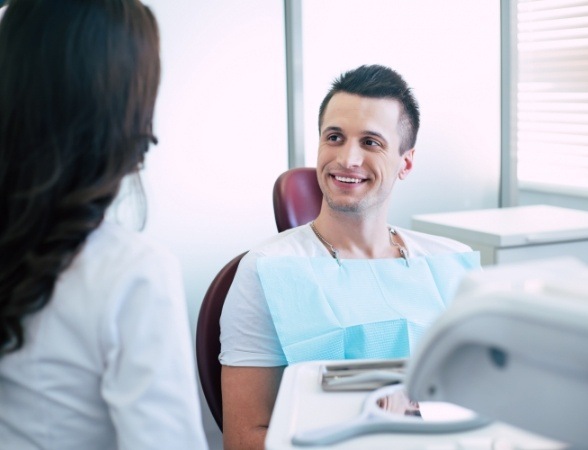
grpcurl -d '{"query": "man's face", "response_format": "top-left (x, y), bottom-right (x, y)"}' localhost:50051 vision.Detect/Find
top-left (316, 92), bottom-right (414, 216)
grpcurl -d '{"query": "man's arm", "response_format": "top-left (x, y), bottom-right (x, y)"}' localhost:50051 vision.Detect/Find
top-left (221, 365), bottom-right (285, 450)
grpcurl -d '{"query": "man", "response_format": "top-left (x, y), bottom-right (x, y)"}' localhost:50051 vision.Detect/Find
top-left (219, 65), bottom-right (479, 449)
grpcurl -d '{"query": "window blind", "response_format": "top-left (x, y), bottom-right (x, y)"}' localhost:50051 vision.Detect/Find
top-left (516, 0), bottom-right (588, 196)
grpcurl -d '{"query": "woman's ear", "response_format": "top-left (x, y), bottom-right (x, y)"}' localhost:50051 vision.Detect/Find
top-left (398, 148), bottom-right (415, 180)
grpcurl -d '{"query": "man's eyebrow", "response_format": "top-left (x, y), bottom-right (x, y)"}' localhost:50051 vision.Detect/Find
top-left (321, 126), bottom-right (388, 143)
top-left (321, 126), bottom-right (342, 136)
top-left (362, 130), bottom-right (388, 143)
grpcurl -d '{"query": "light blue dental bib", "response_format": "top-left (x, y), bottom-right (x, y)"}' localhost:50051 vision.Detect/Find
top-left (257, 252), bottom-right (480, 365)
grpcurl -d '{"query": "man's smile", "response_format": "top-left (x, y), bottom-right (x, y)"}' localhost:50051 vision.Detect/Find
top-left (333, 175), bottom-right (364, 184)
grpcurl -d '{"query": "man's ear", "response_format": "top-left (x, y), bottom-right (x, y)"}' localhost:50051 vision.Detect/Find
top-left (398, 148), bottom-right (415, 180)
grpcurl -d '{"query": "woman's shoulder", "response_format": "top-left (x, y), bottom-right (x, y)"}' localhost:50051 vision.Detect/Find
top-left (89, 221), bottom-right (177, 261)
top-left (70, 221), bottom-right (181, 286)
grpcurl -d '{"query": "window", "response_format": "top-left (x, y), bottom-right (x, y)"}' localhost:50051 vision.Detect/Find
top-left (515, 0), bottom-right (588, 197)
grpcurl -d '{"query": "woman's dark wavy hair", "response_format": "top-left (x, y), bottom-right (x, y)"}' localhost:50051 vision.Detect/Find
top-left (0, 0), bottom-right (160, 356)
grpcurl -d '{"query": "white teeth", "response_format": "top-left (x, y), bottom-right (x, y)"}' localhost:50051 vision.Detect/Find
top-left (335, 176), bottom-right (362, 183)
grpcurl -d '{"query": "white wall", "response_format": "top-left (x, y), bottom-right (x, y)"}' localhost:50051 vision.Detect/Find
top-left (301, 0), bottom-right (502, 227)
top-left (141, 0), bottom-right (288, 326)
top-left (141, 1), bottom-right (288, 446)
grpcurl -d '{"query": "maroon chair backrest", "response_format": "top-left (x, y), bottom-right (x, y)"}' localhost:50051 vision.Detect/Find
top-left (196, 252), bottom-right (247, 431)
top-left (272, 167), bottom-right (323, 233)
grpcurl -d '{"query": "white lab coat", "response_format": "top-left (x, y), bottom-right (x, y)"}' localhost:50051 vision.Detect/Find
top-left (0, 222), bottom-right (208, 449)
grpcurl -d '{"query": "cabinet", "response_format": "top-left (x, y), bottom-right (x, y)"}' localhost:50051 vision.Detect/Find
top-left (411, 205), bottom-right (588, 266)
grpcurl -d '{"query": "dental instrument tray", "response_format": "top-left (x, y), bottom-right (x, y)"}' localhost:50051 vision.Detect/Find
top-left (320, 359), bottom-right (407, 391)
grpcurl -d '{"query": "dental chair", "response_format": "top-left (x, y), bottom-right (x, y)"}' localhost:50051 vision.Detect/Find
top-left (272, 167), bottom-right (322, 232)
top-left (196, 252), bottom-right (247, 431)
top-left (196, 168), bottom-right (322, 432)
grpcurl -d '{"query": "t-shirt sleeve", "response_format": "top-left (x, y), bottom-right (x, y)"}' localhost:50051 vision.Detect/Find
top-left (99, 248), bottom-right (209, 450)
top-left (219, 251), bottom-right (288, 367)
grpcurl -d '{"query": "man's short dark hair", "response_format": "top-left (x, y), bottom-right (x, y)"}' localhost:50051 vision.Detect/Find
top-left (318, 65), bottom-right (420, 154)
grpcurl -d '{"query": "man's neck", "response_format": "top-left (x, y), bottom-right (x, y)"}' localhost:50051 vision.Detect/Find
top-left (312, 208), bottom-right (396, 259)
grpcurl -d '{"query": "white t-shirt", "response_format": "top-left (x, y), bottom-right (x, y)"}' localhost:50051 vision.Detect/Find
top-left (219, 223), bottom-right (472, 367)
top-left (0, 222), bottom-right (208, 450)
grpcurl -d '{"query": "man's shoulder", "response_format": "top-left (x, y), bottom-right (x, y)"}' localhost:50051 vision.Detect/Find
top-left (246, 223), bottom-right (321, 259)
top-left (396, 226), bottom-right (473, 256)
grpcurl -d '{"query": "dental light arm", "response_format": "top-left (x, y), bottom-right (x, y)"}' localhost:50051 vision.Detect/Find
top-left (406, 257), bottom-right (588, 448)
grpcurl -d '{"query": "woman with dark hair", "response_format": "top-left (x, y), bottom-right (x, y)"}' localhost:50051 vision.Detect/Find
top-left (0, 0), bottom-right (208, 448)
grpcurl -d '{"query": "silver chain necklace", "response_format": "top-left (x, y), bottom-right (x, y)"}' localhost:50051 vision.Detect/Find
top-left (310, 221), bottom-right (409, 266)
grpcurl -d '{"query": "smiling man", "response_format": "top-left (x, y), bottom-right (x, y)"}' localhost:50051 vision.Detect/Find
top-left (219, 65), bottom-right (480, 450)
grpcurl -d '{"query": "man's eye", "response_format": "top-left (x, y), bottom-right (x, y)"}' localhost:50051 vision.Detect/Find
top-left (364, 138), bottom-right (380, 147)
top-left (327, 134), bottom-right (341, 142)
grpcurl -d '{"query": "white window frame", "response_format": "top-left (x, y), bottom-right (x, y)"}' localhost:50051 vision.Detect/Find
top-left (509, 0), bottom-right (588, 200)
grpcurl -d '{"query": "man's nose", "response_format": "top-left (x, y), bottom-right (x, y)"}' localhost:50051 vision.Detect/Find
top-left (337, 141), bottom-right (363, 168)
